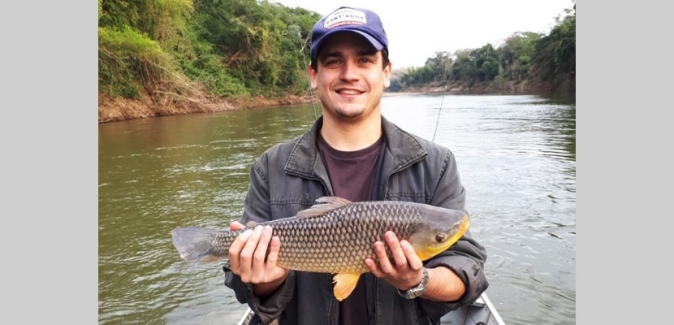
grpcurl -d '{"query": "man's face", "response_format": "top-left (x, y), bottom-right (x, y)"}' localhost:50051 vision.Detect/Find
top-left (309, 32), bottom-right (392, 123)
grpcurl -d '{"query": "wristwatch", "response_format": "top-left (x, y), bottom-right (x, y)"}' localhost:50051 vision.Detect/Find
top-left (396, 267), bottom-right (429, 299)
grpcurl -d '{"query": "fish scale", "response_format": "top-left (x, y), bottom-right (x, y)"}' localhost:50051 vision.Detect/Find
top-left (260, 201), bottom-right (421, 273)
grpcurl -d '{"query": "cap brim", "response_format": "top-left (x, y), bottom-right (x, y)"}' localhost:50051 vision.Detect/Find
top-left (311, 30), bottom-right (384, 60)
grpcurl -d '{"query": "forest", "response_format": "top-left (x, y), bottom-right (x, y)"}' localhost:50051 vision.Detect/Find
top-left (99, 0), bottom-right (320, 98)
top-left (98, 0), bottom-right (575, 122)
top-left (392, 6), bottom-right (575, 93)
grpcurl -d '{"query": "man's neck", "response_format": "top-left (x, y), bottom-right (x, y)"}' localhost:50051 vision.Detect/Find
top-left (320, 113), bottom-right (383, 152)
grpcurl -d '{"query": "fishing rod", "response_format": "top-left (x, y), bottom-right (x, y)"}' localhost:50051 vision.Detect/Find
top-left (432, 94), bottom-right (445, 143)
top-left (299, 34), bottom-right (318, 120)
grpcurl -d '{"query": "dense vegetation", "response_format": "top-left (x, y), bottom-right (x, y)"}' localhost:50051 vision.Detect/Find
top-left (391, 6), bottom-right (575, 92)
top-left (99, 1), bottom-right (574, 109)
top-left (98, 0), bottom-right (320, 100)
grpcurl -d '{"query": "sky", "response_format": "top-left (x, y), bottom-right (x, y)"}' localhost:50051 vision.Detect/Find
top-left (273, 0), bottom-right (576, 69)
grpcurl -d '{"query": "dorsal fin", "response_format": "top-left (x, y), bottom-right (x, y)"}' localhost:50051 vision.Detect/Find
top-left (296, 196), bottom-right (353, 218)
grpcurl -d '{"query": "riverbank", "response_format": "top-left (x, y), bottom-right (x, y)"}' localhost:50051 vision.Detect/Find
top-left (399, 78), bottom-right (575, 94)
top-left (98, 89), bottom-right (313, 124)
top-left (99, 79), bottom-right (573, 123)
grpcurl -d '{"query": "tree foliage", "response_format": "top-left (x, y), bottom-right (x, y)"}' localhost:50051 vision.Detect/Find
top-left (397, 6), bottom-right (575, 91)
top-left (98, 0), bottom-right (321, 99)
top-left (531, 7), bottom-right (576, 85)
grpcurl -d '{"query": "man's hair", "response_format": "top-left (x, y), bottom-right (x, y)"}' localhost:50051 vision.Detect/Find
top-left (310, 49), bottom-right (390, 72)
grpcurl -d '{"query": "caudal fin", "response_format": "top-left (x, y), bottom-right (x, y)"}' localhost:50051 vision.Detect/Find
top-left (171, 227), bottom-right (223, 264)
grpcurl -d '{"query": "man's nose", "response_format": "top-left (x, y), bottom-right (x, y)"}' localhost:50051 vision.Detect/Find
top-left (339, 61), bottom-right (360, 81)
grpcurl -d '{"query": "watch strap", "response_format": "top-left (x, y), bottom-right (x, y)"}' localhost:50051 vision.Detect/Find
top-left (396, 267), bottom-right (429, 299)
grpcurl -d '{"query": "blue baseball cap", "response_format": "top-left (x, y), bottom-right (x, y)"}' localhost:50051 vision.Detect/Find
top-left (310, 6), bottom-right (389, 61)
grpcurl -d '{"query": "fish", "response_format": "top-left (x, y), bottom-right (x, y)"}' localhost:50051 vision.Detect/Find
top-left (171, 196), bottom-right (470, 301)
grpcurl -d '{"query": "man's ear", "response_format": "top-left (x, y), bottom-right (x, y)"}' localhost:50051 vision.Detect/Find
top-left (309, 63), bottom-right (318, 90)
top-left (383, 61), bottom-right (392, 88)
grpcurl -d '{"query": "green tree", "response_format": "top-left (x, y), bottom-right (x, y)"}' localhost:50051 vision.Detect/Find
top-left (396, 5), bottom-right (575, 92)
top-left (98, 0), bottom-right (322, 99)
top-left (498, 31), bottom-right (542, 80)
top-left (474, 44), bottom-right (500, 81)
top-left (450, 49), bottom-right (477, 85)
top-left (530, 6), bottom-right (575, 87)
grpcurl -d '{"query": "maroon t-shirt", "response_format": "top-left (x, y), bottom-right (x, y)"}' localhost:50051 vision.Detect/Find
top-left (316, 133), bottom-right (385, 325)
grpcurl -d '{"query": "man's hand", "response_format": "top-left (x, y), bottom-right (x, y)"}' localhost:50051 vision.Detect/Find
top-left (364, 231), bottom-right (467, 302)
top-left (228, 222), bottom-right (289, 297)
top-left (364, 231), bottom-right (425, 291)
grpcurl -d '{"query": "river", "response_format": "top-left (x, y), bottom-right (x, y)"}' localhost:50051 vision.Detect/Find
top-left (98, 93), bottom-right (576, 325)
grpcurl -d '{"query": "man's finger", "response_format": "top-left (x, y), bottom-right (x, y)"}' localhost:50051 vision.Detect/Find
top-left (250, 226), bottom-right (273, 282)
top-left (228, 229), bottom-right (252, 274)
top-left (266, 235), bottom-right (281, 268)
top-left (365, 259), bottom-right (384, 278)
top-left (239, 226), bottom-right (263, 280)
top-left (401, 240), bottom-right (423, 270)
top-left (230, 221), bottom-right (245, 231)
top-left (385, 231), bottom-right (409, 270)
top-left (240, 226), bottom-right (264, 259)
top-left (374, 241), bottom-right (393, 274)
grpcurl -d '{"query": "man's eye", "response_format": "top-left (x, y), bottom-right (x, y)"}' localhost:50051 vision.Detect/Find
top-left (359, 57), bottom-right (374, 64)
top-left (325, 59), bottom-right (341, 66)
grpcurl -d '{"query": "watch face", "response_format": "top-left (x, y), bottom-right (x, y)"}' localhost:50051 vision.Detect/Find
top-left (405, 287), bottom-right (424, 299)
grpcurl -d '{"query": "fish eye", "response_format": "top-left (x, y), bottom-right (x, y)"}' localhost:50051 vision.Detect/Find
top-left (435, 233), bottom-right (446, 243)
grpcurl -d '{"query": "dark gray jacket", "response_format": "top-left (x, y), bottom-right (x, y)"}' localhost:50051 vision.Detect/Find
top-left (225, 116), bottom-right (488, 325)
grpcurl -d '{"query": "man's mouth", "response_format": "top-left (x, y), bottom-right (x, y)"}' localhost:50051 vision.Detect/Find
top-left (336, 89), bottom-right (363, 95)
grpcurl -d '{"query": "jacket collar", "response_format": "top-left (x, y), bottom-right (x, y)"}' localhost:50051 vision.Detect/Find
top-left (284, 115), bottom-right (428, 178)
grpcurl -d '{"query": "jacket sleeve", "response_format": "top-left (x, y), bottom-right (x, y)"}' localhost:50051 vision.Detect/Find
top-left (418, 149), bottom-right (489, 321)
top-left (223, 155), bottom-right (296, 325)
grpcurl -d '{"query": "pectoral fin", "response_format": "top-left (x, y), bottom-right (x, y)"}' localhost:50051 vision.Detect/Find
top-left (332, 273), bottom-right (361, 301)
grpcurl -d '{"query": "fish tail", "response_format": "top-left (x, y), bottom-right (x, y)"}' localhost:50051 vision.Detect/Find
top-left (171, 227), bottom-right (224, 264)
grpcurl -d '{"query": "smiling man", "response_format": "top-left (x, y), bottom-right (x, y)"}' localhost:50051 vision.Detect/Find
top-left (309, 31), bottom-right (389, 152)
top-left (224, 6), bottom-right (489, 325)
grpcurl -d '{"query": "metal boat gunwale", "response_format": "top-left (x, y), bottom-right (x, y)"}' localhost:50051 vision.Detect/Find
top-left (234, 292), bottom-right (506, 325)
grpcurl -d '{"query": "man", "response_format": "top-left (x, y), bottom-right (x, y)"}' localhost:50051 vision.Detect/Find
top-left (224, 6), bottom-right (488, 325)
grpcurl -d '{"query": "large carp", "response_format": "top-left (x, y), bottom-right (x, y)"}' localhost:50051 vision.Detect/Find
top-left (171, 196), bottom-right (469, 301)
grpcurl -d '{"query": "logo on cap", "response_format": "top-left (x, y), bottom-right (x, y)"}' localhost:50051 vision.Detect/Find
top-left (323, 8), bottom-right (367, 30)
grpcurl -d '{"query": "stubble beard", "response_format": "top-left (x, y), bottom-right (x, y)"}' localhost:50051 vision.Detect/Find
top-left (334, 104), bottom-right (365, 119)
top-left (320, 93), bottom-right (366, 123)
